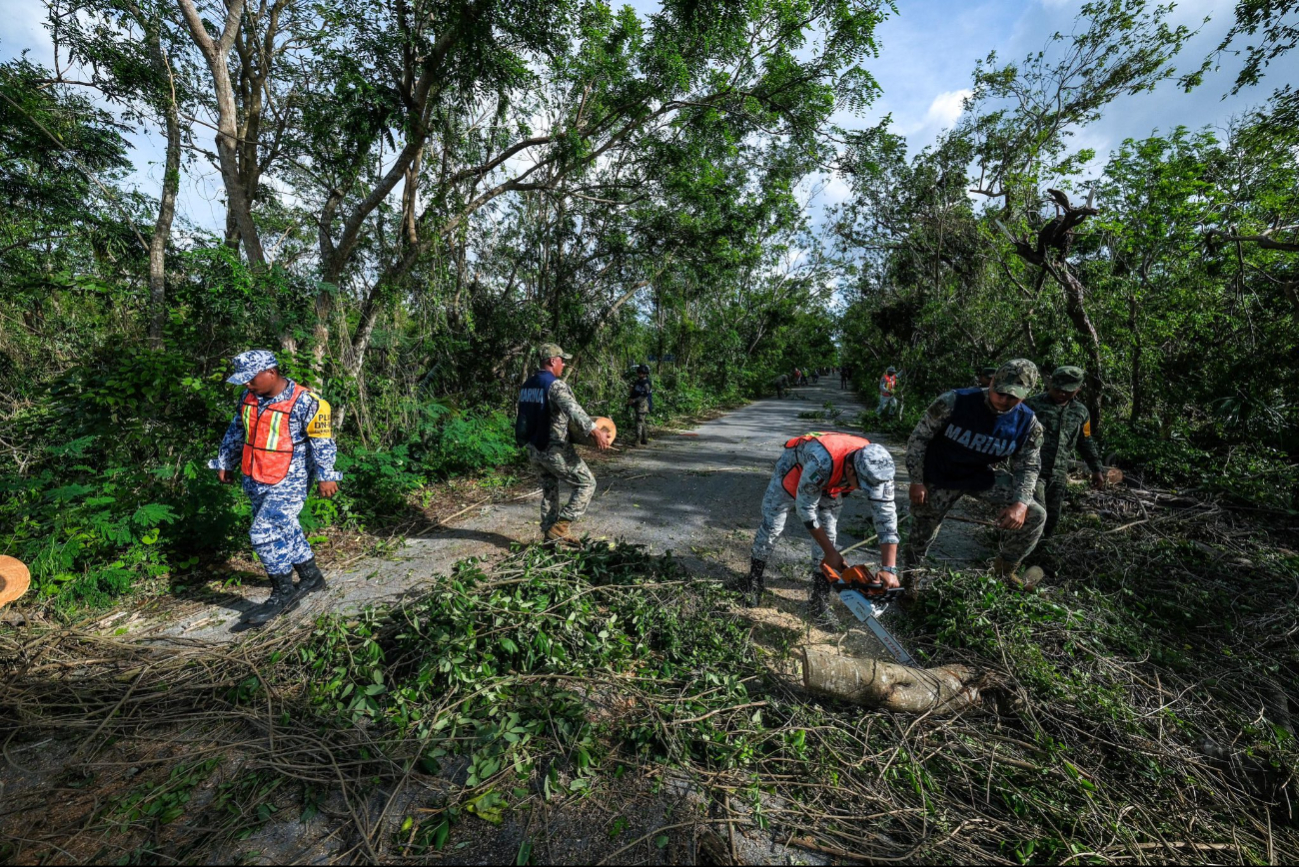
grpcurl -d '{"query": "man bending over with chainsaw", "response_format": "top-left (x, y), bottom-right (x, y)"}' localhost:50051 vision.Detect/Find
top-left (733, 432), bottom-right (899, 629)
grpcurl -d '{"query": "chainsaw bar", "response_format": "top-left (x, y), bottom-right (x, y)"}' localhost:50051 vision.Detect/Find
top-left (822, 563), bottom-right (918, 667)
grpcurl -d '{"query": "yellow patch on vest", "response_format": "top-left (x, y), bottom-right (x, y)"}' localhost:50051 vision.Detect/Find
top-left (307, 397), bottom-right (333, 439)
top-left (1082, 420), bottom-right (1091, 437)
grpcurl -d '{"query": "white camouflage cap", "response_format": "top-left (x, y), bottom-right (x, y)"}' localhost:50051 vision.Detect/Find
top-left (854, 443), bottom-right (895, 487)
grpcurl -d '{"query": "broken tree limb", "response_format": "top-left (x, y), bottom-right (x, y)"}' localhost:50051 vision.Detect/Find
top-left (801, 647), bottom-right (982, 716)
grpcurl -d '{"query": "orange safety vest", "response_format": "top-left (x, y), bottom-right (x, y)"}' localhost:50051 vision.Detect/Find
top-left (240, 386), bottom-right (306, 485)
top-left (881, 373), bottom-right (897, 395)
top-left (781, 432), bottom-right (872, 499)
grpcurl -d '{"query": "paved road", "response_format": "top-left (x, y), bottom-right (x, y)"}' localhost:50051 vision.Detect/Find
top-left (155, 380), bottom-right (987, 646)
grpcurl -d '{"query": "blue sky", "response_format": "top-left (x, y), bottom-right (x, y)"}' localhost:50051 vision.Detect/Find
top-left (2, 0), bottom-right (1289, 234)
top-left (807, 0), bottom-right (1295, 213)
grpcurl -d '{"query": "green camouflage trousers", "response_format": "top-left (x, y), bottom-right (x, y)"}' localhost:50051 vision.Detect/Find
top-left (633, 398), bottom-right (650, 444)
top-left (903, 472), bottom-right (1047, 567)
top-left (528, 443), bottom-right (597, 532)
top-left (1037, 476), bottom-right (1067, 538)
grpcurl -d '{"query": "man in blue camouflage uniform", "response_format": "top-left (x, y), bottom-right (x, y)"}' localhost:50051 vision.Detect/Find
top-left (903, 358), bottom-right (1045, 591)
top-left (517, 342), bottom-right (611, 546)
top-left (210, 350), bottom-right (341, 626)
top-left (737, 434), bottom-right (901, 629)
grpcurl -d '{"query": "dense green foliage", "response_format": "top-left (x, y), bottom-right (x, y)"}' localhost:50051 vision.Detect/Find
top-left (1, 0), bottom-right (862, 608)
top-left (835, 1), bottom-right (1299, 508)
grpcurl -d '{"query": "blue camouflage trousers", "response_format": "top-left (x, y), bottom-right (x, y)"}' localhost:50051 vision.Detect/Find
top-left (246, 481), bottom-right (313, 575)
top-left (751, 451), bottom-right (843, 567)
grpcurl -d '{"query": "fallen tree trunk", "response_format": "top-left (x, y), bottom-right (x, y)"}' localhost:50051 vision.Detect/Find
top-left (801, 648), bottom-right (982, 715)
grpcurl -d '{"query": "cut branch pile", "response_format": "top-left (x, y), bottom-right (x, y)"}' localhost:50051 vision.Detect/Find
top-left (2, 532), bottom-right (1297, 864)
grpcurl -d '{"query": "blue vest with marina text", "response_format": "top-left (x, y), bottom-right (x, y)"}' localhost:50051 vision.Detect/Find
top-left (515, 370), bottom-right (557, 450)
top-left (924, 388), bottom-right (1035, 491)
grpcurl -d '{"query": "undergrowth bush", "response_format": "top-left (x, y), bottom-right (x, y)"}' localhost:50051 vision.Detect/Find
top-left (1106, 421), bottom-right (1298, 508)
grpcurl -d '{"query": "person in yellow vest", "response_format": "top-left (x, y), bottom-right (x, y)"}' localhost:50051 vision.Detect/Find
top-left (734, 432), bottom-right (900, 628)
top-left (877, 366), bottom-right (899, 416)
top-left (209, 350), bottom-right (340, 627)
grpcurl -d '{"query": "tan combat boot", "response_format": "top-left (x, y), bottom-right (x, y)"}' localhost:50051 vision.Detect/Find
top-left (545, 521), bottom-right (582, 548)
top-left (993, 556), bottom-right (1044, 592)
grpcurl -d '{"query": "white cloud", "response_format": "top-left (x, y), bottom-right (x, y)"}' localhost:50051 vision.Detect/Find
top-left (921, 89), bottom-right (971, 130)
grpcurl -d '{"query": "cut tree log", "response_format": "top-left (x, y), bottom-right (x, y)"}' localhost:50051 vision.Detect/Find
top-left (801, 647), bottom-right (982, 716)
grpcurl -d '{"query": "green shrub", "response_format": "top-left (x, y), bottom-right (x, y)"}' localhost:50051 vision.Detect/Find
top-left (1107, 421), bottom-right (1298, 508)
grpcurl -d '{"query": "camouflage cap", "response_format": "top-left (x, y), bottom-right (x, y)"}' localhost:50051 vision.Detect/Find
top-left (538, 342), bottom-right (572, 361)
top-left (1051, 365), bottom-right (1085, 390)
top-left (853, 443), bottom-right (896, 487)
top-left (227, 349), bottom-right (278, 385)
top-left (991, 358), bottom-right (1039, 399)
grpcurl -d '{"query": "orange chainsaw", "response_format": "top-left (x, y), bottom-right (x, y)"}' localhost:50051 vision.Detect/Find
top-left (821, 562), bottom-right (915, 666)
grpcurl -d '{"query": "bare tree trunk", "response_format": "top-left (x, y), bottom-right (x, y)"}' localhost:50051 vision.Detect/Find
top-left (347, 289), bottom-right (384, 379)
top-left (1050, 262), bottom-right (1104, 431)
top-left (402, 146), bottom-right (423, 245)
top-left (175, 0), bottom-right (266, 266)
top-left (146, 27), bottom-right (182, 350)
top-left (1128, 292), bottom-right (1142, 424)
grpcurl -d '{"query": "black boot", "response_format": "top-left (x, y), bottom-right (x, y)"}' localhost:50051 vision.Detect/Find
top-left (744, 558), bottom-right (766, 607)
top-left (807, 570), bottom-right (841, 630)
top-left (245, 571), bottom-right (300, 626)
top-left (294, 557), bottom-right (328, 595)
top-left (725, 558), bottom-right (765, 604)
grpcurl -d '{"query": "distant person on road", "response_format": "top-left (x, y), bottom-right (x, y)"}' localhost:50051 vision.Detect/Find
top-left (515, 342), bottom-right (611, 546)
top-left (627, 364), bottom-right (653, 446)
top-left (976, 366), bottom-right (997, 389)
top-left (774, 373), bottom-right (790, 398)
top-left (840, 365), bottom-right (851, 390)
top-left (1025, 365), bottom-right (1105, 538)
top-left (811, 368), bottom-right (820, 384)
top-left (210, 350), bottom-right (340, 627)
top-left (902, 359), bottom-right (1046, 592)
top-left (877, 366), bottom-right (899, 416)
top-left (735, 433), bottom-right (900, 630)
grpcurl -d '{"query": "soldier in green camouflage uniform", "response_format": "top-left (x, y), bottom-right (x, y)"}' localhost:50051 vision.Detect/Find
top-left (774, 373), bottom-right (789, 398)
top-left (627, 364), bottom-right (653, 445)
top-left (1024, 365), bottom-right (1105, 538)
top-left (903, 359), bottom-right (1047, 587)
top-left (517, 343), bottom-right (611, 545)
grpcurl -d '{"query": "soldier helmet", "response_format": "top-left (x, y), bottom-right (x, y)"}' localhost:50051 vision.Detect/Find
top-left (979, 366), bottom-right (998, 378)
top-left (853, 443), bottom-right (896, 488)
top-left (1050, 365), bottom-right (1085, 390)
top-left (637, 364), bottom-right (650, 374)
top-left (991, 358), bottom-right (1039, 399)
top-left (227, 349), bottom-right (278, 385)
